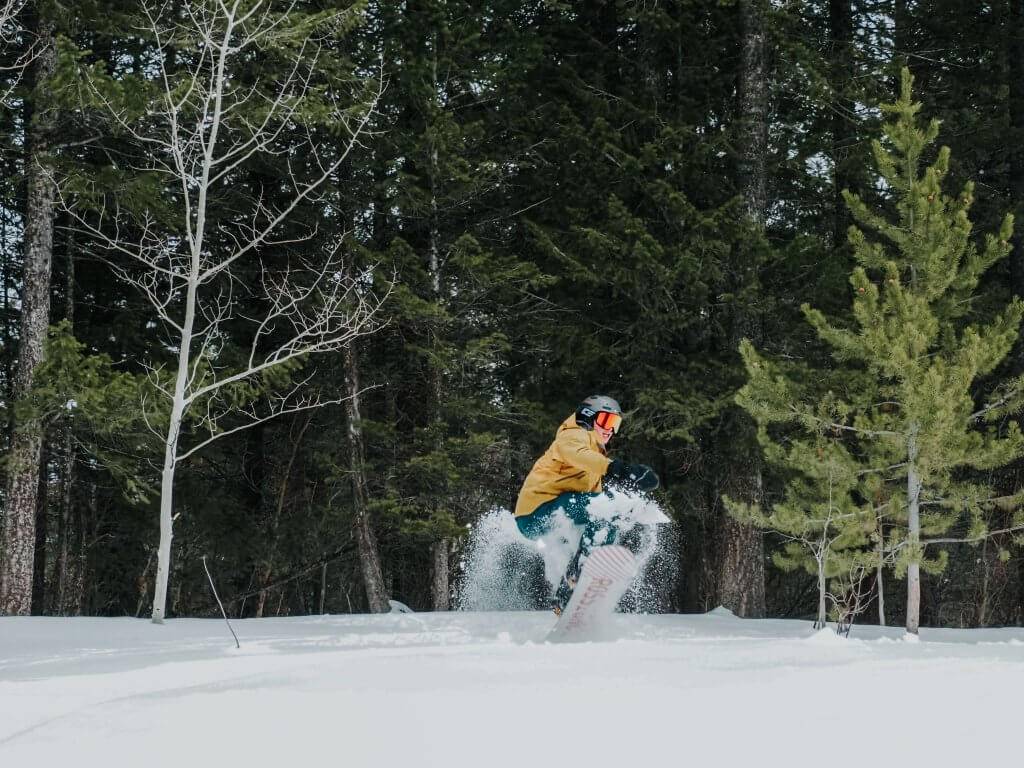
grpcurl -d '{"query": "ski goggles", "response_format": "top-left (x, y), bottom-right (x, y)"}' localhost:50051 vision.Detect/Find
top-left (594, 411), bottom-right (622, 433)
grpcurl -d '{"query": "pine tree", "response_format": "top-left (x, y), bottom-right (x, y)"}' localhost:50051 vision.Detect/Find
top-left (340, 0), bottom-right (550, 610)
top-left (735, 69), bottom-right (1024, 634)
top-left (728, 365), bottom-right (877, 628)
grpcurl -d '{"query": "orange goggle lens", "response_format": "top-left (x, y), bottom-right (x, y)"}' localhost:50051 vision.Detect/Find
top-left (594, 411), bottom-right (622, 433)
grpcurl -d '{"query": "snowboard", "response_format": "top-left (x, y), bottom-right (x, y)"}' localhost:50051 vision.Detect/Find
top-left (547, 544), bottom-right (637, 643)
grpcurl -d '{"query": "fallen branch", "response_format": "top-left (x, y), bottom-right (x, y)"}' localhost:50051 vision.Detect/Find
top-left (202, 555), bottom-right (240, 649)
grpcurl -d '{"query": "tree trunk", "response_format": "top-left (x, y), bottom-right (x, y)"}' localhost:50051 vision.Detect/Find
top-left (319, 562), bottom-right (327, 615)
top-left (712, 0), bottom-right (768, 619)
top-left (677, 488), bottom-right (713, 612)
top-left (31, 443), bottom-right (49, 614)
top-left (0, 20), bottom-right (58, 616)
top-left (152, 425), bottom-right (180, 624)
top-left (134, 551), bottom-right (155, 618)
top-left (975, 540), bottom-right (991, 627)
top-left (151, 272), bottom-right (200, 623)
top-left (423, 25), bottom-right (452, 614)
top-left (256, 415), bottom-right (310, 618)
top-left (876, 528), bottom-right (886, 626)
top-left (67, 478), bottom-right (96, 616)
top-left (816, 557), bottom-right (827, 629)
top-left (59, 478), bottom-right (91, 616)
top-left (893, 0), bottom-right (908, 73)
top-left (52, 226), bottom-right (76, 615)
top-left (905, 425), bottom-right (922, 634)
top-left (737, 0), bottom-right (768, 225)
top-left (241, 423), bottom-right (266, 617)
top-left (344, 342), bottom-right (389, 613)
top-left (716, 475), bottom-right (766, 618)
top-left (1, 210), bottom-right (11, 448)
top-left (53, 439), bottom-right (73, 613)
top-left (1009, 0), bottom-right (1024, 300)
top-left (431, 539), bottom-right (449, 611)
top-left (829, 0), bottom-right (854, 248)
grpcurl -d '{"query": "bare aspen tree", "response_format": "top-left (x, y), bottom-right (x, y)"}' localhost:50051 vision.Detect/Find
top-left (0, 1), bottom-right (29, 68)
top-left (0, 1), bottom-right (20, 28)
top-left (794, 469), bottom-right (867, 631)
top-left (0, 0), bottom-right (25, 73)
top-left (829, 560), bottom-right (875, 637)
top-left (61, 0), bottom-right (385, 623)
top-left (725, 429), bottom-right (877, 631)
top-left (0, 3), bottom-right (42, 107)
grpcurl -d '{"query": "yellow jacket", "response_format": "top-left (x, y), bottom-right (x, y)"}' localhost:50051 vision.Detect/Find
top-left (514, 415), bottom-right (611, 517)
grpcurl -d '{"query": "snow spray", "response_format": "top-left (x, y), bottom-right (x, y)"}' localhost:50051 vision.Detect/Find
top-left (455, 490), bottom-right (678, 613)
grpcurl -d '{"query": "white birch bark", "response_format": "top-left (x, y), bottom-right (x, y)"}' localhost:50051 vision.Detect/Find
top-left (905, 424), bottom-right (922, 634)
top-left (816, 557), bottom-right (827, 629)
top-left (876, 528), bottom-right (886, 626)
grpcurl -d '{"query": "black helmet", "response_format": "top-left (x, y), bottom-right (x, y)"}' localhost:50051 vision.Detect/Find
top-left (575, 395), bottom-right (622, 432)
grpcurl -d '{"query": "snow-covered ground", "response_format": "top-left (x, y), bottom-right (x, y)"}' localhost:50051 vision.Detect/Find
top-left (1, 609), bottom-right (1021, 767)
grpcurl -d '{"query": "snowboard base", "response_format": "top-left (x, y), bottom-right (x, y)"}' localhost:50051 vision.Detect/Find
top-left (547, 545), bottom-right (637, 643)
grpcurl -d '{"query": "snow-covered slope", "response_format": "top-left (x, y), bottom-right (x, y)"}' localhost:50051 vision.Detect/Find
top-left (1, 610), bottom-right (1020, 767)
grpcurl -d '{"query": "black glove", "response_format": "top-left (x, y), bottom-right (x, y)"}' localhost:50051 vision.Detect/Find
top-left (631, 464), bottom-right (659, 492)
top-left (605, 459), bottom-right (660, 493)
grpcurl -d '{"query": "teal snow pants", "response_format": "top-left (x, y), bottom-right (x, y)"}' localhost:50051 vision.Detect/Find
top-left (516, 492), bottom-right (620, 610)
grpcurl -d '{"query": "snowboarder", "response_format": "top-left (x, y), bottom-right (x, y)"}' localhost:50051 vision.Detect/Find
top-left (514, 395), bottom-right (659, 614)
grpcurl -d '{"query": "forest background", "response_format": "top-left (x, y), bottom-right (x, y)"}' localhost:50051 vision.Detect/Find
top-left (3, 0), bottom-right (1024, 630)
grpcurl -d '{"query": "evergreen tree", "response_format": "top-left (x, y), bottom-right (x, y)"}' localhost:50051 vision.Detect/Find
top-left (728, 379), bottom-right (877, 628)
top-left (337, 0), bottom-right (552, 609)
top-left (735, 69), bottom-right (1024, 633)
top-left (5, 0), bottom-right (1024, 625)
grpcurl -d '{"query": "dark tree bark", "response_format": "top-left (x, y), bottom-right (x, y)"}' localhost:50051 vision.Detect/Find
top-left (344, 342), bottom-right (389, 613)
top-left (1009, 0), bottom-right (1024, 299)
top-left (255, 415), bottom-right (309, 618)
top-left (737, 0), bottom-right (769, 225)
top-left (713, 0), bottom-right (769, 619)
top-left (716, 469), bottom-right (766, 618)
top-left (1, 210), bottom-right (11, 450)
top-left (893, 0), bottom-right (908, 72)
top-left (52, 439), bottom-right (73, 614)
top-left (61, 475), bottom-right (96, 617)
top-left (52, 226), bottom-right (75, 615)
top-left (678, 477), bottom-right (718, 613)
top-left (241, 423), bottom-right (267, 617)
top-left (0, 19), bottom-right (58, 615)
top-left (431, 539), bottom-right (449, 611)
top-left (31, 444), bottom-right (48, 614)
top-left (1003, 0), bottom-right (1024, 624)
top-left (829, 0), bottom-right (855, 247)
